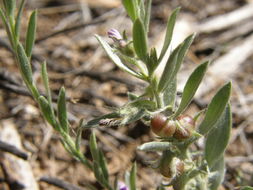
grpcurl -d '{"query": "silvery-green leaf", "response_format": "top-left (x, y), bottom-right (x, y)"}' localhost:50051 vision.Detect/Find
top-left (38, 96), bottom-right (56, 127)
top-left (130, 163), bottom-right (137, 190)
top-left (17, 43), bottom-right (33, 85)
top-left (163, 76), bottom-right (177, 108)
top-left (133, 18), bottom-right (148, 61)
top-left (15, 0), bottom-right (25, 38)
top-left (95, 35), bottom-right (141, 78)
top-left (159, 8), bottom-right (180, 62)
top-left (170, 34), bottom-right (195, 80)
top-left (205, 105), bottom-right (231, 168)
top-left (208, 156), bottom-right (225, 190)
top-left (158, 44), bottom-right (181, 92)
top-left (174, 61), bottom-right (209, 117)
top-left (75, 119), bottom-right (83, 151)
top-left (121, 109), bottom-right (146, 125)
top-left (198, 82), bottom-right (231, 135)
top-left (138, 142), bottom-right (175, 152)
top-left (25, 10), bottom-right (37, 58)
top-left (41, 62), bottom-right (52, 103)
top-left (122, 0), bottom-right (138, 21)
top-left (57, 87), bottom-right (69, 133)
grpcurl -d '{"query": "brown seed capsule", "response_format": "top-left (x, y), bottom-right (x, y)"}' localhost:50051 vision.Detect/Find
top-left (160, 121), bottom-right (176, 137)
top-left (173, 124), bottom-right (191, 140)
top-left (151, 115), bottom-right (176, 137)
top-left (151, 114), bottom-right (167, 135)
top-left (175, 159), bottom-right (185, 175)
top-left (177, 115), bottom-right (195, 130)
top-left (173, 115), bottom-right (195, 140)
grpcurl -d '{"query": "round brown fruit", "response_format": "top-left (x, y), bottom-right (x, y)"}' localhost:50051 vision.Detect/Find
top-left (150, 114), bottom-right (167, 135)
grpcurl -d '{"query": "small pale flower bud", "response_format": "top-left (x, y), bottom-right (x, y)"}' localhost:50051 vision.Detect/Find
top-left (108, 28), bottom-right (123, 41)
top-left (118, 182), bottom-right (128, 190)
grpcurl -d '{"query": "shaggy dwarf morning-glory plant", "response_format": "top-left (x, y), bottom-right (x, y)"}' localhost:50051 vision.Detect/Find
top-left (0, 0), bottom-right (235, 189)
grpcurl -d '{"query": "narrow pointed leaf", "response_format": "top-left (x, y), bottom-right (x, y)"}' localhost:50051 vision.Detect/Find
top-left (171, 34), bottom-right (195, 79)
top-left (205, 105), bottom-right (232, 168)
top-left (57, 87), bottom-right (69, 133)
top-left (198, 82), bottom-right (231, 135)
top-left (122, 0), bottom-right (138, 21)
top-left (158, 44), bottom-right (181, 92)
top-left (75, 120), bottom-right (83, 151)
top-left (138, 142), bottom-right (175, 152)
top-left (241, 187), bottom-right (253, 190)
top-left (133, 18), bottom-right (148, 61)
top-left (15, 0), bottom-right (25, 38)
top-left (41, 62), bottom-right (52, 103)
top-left (89, 132), bottom-right (99, 162)
top-left (98, 150), bottom-right (109, 181)
top-left (174, 61), bottom-right (209, 117)
top-left (163, 77), bottom-right (177, 108)
top-left (130, 163), bottom-right (137, 190)
top-left (208, 156), bottom-right (225, 190)
top-left (38, 96), bottom-right (56, 127)
top-left (17, 43), bottom-right (33, 85)
top-left (3, 0), bottom-right (16, 17)
top-left (95, 35), bottom-right (141, 78)
top-left (158, 8), bottom-right (180, 62)
top-left (25, 10), bottom-right (37, 58)
top-left (144, 0), bottom-right (152, 32)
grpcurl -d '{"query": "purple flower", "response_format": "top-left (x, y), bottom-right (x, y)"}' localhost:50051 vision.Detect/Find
top-left (118, 182), bottom-right (129, 190)
top-left (107, 28), bottom-right (123, 41)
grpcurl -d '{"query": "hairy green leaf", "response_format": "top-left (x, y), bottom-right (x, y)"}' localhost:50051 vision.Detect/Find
top-left (138, 142), bottom-right (176, 152)
top-left (158, 8), bottom-right (180, 62)
top-left (205, 105), bottom-right (232, 168)
top-left (198, 82), bottom-right (231, 135)
top-left (95, 35), bottom-right (141, 78)
top-left (57, 87), bottom-right (69, 133)
top-left (17, 43), bottom-right (33, 85)
top-left (163, 76), bottom-right (177, 108)
top-left (25, 10), bottom-right (37, 58)
top-left (38, 96), bottom-right (56, 127)
top-left (208, 156), bottom-right (225, 190)
top-left (15, 0), bottom-right (25, 38)
top-left (133, 18), bottom-right (148, 61)
top-left (174, 61), bottom-right (209, 117)
top-left (41, 62), bottom-right (52, 103)
top-left (158, 44), bottom-right (181, 92)
top-left (171, 34), bottom-right (195, 80)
